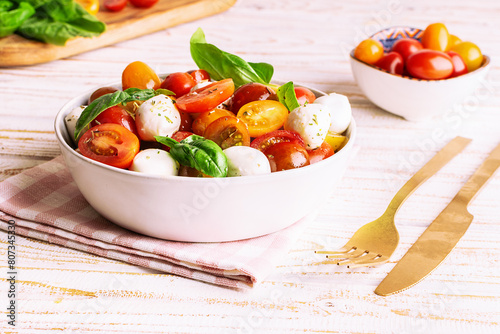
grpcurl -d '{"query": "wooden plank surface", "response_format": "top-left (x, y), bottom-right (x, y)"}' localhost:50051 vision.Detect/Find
top-left (1, 0), bottom-right (500, 332)
top-left (0, 0), bottom-right (236, 67)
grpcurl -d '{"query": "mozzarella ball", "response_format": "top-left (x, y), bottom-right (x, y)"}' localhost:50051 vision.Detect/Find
top-left (314, 93), bottom-right (352, 134)
top-left (65, 105), bottom-right (88, 145)
top-left (130, 149), bottom-right (179, 177)
top-left (223, 146), bottom-right (271, 177)
top-left (284, 103), bottom-right (331, 149)
top-left (135, 95), bottom-right (181, 141)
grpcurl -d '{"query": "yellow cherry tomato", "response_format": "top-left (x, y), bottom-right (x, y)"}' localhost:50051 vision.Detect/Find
top-left (325, 133), bottom-right (347, 152)
top-left (122, 61), bottom-right (161, 90)
top-left (237, 100), bottom-right (289, 137)
top-left (421, 23), bottom-right (449, 52)
top-left (354, 39), bottom-right (384, 64)
top-left (450, 41), bottom-right (483, 72)
top-left (75, 0), bottom-right (99, 15)
top-left (447, 34), bottom-right (462, 50)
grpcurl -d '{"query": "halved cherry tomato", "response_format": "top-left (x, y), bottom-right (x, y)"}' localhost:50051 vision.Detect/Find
top-left (90, 105), bottom-right (138, 136)
top-left (375, 52), bottom-right (404, 75)
top-left (264, 142), bottom-right (309, 172)
top-left (294, 87), bottom-right (316, 105)
top-left (178, 111), bottom-right (193, 132)
top-left (76, 0), bottom-right (99, 15)
top-left (129, 0), bottom-right (159, 8)
top-left (203, 116), bottom-right (250, 149)
top-left (104, 0), bottom-right (127, 12)
top-left (406, 50), bottom-right (453, 80)
top-left (391, 38), bottom-right (423, 62)
top-left (175, 79), bottom-right (235, 113)
top-left (307, 141), bottom-right (334, 164)
top-left (449, 41), bottom-right (483, 72)
top-left (230, 82), bottom-right (277, 114)
top-left (250, 130), bottom-right (305, 152)
top-left (122, 61), bottom-right (161, 90)
top-left (88, 86), bottom-right (119, 104)
top-left (354, 39), bottom-right (384, 64)
top-left (421, 23), bottom-right (449, 52)
top-left (188, 69), bottom-right (211, 83)
top-left (191, 108), bottom-right (235, 136)
top-left (237, 100), bottom-right (288, 137)
top-left (160, 72), bottom-right (196, 97)
top-left (446, 51), bottom-right (468, 78)
top-left (78, 123), bottom-right (140, 169)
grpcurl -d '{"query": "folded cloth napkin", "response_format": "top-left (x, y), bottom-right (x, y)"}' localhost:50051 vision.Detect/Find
top-left (0, 156), bottom-right (312, 289)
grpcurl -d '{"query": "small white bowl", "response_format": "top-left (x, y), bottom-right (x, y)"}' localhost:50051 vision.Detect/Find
top-left (54, 80), bottom-right (356, 242)
top-left (350, 26), bottom-right (491, 121)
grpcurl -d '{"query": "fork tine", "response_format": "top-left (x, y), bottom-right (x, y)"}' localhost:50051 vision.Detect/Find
top-left (340, 254), bottom-right (390, 269)
top-left (314, 246), bottom-right (354, 255)
top-left (326, 248), bottom-right (366, 259)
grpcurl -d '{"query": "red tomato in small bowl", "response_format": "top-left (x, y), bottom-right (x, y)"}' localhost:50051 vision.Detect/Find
top-left (104, 0), bottom-right (127, 12)
top-left (375, 52), bottom-right (404, 75)
top-left (391, 38), bottom-right (423, 62)
top-left (406, 50), bottom-right (453, 80)
top-left (446, 51), bottom-right (468, 78)
top-left (129, 0), bottom-right (159, 8)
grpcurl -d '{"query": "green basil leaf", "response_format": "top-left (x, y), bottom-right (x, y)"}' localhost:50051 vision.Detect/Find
top-left (155, 134), bottom-right (228, 178)
top-left (0, 1), bottom-right (14, 12)
top-left (155, 88), bottom-right (175, 97)
top-left (277, 81), bottom-right (300, 112)
top-left (190, 27), bottom-right (274, 88)
top-left (0, 1), bottom-right (35, 38)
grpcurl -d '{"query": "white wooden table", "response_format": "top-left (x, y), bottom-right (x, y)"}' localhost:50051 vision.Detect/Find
top-left (1, 0), bottom-right (499, 332)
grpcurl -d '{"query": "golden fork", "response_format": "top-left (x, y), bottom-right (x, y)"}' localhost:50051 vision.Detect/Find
top-left (315, 136), bottom-right (472, 268)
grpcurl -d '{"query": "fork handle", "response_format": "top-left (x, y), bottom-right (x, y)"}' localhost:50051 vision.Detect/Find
top-left (384, 136), bottom-right (472, 217)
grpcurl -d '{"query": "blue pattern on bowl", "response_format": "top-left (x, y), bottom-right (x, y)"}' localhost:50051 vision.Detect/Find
top-left (369, 26), bottom-right (423, 52)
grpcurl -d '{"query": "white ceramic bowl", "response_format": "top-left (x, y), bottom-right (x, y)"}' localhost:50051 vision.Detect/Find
top-left (54, 81), bottom-right (356, 242)
top-left (350, 26), bottom-right (491, 121)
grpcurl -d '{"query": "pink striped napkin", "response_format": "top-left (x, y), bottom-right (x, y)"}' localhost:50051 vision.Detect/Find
top-left (0, 156), bottom-right (312, 289)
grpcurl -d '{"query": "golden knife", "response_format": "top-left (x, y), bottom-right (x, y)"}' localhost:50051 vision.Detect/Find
top-left (375, 140), bottom-right (500, 296)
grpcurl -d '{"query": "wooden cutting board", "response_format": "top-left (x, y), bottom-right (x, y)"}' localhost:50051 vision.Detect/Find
top-left (0, 0), bottom-right (236, 67)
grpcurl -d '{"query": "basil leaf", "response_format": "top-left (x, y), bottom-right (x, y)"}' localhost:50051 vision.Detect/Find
top-left (0, 2), bottom-right (35, 38)
top-left (277, 81), bottom-right (300, 112)
top-left (0, 1), bottom-right (14, 12)
top-left (190, 27), bottom-right (274, 88)
top-left (155, 135), bottom-right (228, 178)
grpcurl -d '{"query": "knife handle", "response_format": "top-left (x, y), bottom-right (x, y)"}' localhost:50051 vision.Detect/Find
top-left (385, 136), bottom-right (472, 216)
top-left (455, 141), bottom-right (500, 207)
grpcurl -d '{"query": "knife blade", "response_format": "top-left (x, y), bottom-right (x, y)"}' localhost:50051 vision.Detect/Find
top-left (375, 141), bottom-right (500, 296)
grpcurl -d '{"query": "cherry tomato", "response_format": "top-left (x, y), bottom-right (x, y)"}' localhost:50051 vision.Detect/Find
top-left (294, 87), bottom-right (316, 105)
top-left (88, 86), bottom-right (119, 104)
top-left (122, 61), bottom-right (161, 90)
top-left (178, 111), bottom-right (193, 132)
top-left (175, 79), bottom-right (235, 113)
top-left (406, 50), bottom-right (453, 80)
top-left (354, 39), bottom-right (384, 64)
top-left (391, 38), bottom-right (423, 62)
top-left (90, 105), bottom-right (138, 135)
top-left (230, 82), bottom-right (277, 114)
top-left (178, 165), bottom-right (210, 178)
top-left (307, 141), bottom-right (334, 164)
top-left (78, 123), bottom-right (140, 169)
top-left (160, 72), bottom-right (196, 97)
top-left (191, 108), bottom-right (235, 136)
top-left (250, 130), bottom-right (305, 152)
top-left (449, 41), bottom-right (483, 72)
top-left (203, 116), bottom-right (250, 149)
top-left (104, 0), bottom-right (127, 12)
top-left (446, 51), bottom-right (468, 78)
top-left (171, 131), bottom-right (194, 142)
top-left (421, 23), bottom-right (449, 52)
top-left (264, 142), bottom-right (309, 172)
top-left (129, 0), bottom-right (159, 8)
top-left (447, 34), bottom-right (462, 50)
top-left (375, 52), bottom-right (404, 75)
top-left (237, 100), bottom-right (288, 137)
top-left (76, 0), bottom-right (99, 15)
top-left (188, 69), bottom-right (211, 83)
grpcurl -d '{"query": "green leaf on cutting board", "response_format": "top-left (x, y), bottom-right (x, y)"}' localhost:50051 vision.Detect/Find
top-left (0, 1), bottom-right (35, 38)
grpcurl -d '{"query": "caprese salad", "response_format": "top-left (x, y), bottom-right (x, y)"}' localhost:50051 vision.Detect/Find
top-left (66, 28), bottom-right (351, 178)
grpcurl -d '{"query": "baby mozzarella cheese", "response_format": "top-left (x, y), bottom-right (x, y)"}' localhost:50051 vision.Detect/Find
top-left (130, 149), bottom-right (179, 177)
top-left (314, 93), bottom-right (352, 134)
top-left (284, 103), bottom-right (331, 149)
top-left (135, 94), bottom-right (181, 141)
top-left (65, 105), bottom-right (88, 144)
top-left (223, 146), bottom-right (271, 177)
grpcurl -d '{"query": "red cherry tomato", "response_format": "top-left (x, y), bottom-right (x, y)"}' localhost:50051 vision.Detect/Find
top-left (250, 130), bottom-right (306, 152)
top-left (406, 50), bottom-right (453, 80)
top-left (375, 52), bottom-right (404, 75)
top-left (421, 23), bottom-right (449, 52)
top-left (230, 82), bottom-right (277, 114)
top-left (175, 79), bottom-right (235, 113)
top-left (78, 123), bottom-right (140, 169)
top-left (307, 141), bottom-right (334, 164)
top-left (178, 111), bottom-right (193, 132)
top-left (104, 0), bottom-right (127, 12)
top-left (294, 87), bottom-right (316, 105)
top-left (191, 108), bottom-right (235, 136)
top-left (391, 38), bottom-right (423, 62)
top-left (264, 142), bottom-right (310, 172)
top-left (129, 0), bottom-right (159, 8)
top-left (160, 72), bottom-right (197, 97)
top-left (171, 131), bottom-right (195, 142)
top-left (88, 86), bottom-right (119, 104)
top-left (188, 69), bottom-right (211, 83)
top-left (446, 51), bottom-right (468, 78)
top-left (203, 116), bottom-right (250, 149)
top-left (90, 105), bottom-right (138, 136)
